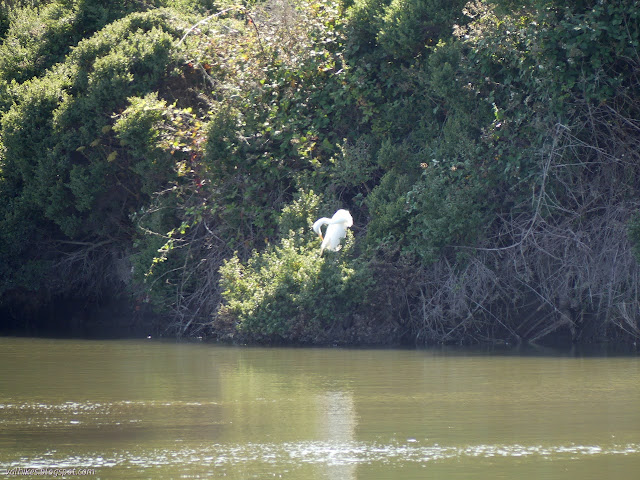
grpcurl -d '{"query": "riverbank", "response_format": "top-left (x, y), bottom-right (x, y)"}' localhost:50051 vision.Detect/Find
top-left (1, 1), bottom-right (639, 347)
top-left (2, 295), bottom-right (638, 349)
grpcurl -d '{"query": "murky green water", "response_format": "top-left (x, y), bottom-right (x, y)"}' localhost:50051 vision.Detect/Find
top-left (1, 337), bottom-right (639, 479)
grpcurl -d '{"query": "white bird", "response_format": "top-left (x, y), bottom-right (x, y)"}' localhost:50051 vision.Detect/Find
top-left (312, 209), bottom-right (353, 254)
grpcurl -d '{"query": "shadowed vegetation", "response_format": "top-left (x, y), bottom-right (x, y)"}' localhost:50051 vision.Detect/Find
top-left (1, 0), bottom-right (639, 345)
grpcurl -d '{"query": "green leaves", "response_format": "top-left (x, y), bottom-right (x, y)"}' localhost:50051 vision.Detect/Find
top-left (2, 0), bottom-right (638, 342)
top-left (219, 222), bottom-right (364, 343)
top-left (0, 6), bottom-right (187, 298)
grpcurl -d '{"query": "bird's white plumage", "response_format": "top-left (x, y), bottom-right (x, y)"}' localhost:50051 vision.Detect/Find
top-left (312, 209), bottom-right (353, 254)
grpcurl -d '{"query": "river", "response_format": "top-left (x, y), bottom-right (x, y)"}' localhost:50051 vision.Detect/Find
top-left (1, 337), bottom-right (639, 479)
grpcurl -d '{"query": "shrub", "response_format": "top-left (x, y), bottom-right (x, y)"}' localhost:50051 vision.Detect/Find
top-left (0, 9), bottom-right (184, 299)
top-left (219, 226), bottom-right (366, 343)
top-left (0, 0), bottom-right (161, 84)
top-left (376, 0), bottom-right (467, 60)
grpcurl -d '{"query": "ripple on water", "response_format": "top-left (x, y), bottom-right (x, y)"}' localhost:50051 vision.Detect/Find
top-left (4, 440), bottom-right (640, 471)
top-left (0, 400), bottom-right (219, 427)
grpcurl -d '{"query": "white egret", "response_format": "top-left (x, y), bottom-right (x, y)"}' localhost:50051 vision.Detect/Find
top-left (312, 209), bottom-right (353, 254)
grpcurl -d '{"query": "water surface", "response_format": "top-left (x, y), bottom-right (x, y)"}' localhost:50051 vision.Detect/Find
top-left (1, 337), bottom-right (639, 479)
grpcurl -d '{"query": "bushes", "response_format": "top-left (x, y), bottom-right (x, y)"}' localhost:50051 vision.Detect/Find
top-left (219, 192), bottom-right (371, 343)
top-left (0, 8), bottom-right (185, 299)
top-left (403, 0), bottom-right (640, 344)
top-left (118, 0), bottom-right (367, 333)
top-left (377, 0), bottom-right (467, 60)
top-left (0, 0), bottom-right (163, 84)
top-left (340, 0), bottom-right (640, 344)
top-left (1, 0), bottom-right (640, 345)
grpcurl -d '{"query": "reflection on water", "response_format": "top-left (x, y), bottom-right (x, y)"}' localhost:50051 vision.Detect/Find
top-left (0, 338), bottom-right (639, 479)
top-left (316, 391), bottom-right (357, 479)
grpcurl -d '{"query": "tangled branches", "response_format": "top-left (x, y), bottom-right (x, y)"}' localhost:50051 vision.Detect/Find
top-left (408, 68), bottom-right (640, 344)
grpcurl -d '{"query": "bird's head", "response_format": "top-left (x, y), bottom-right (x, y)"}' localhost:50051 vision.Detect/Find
top-left (312, 220), bottom-right (324, 241)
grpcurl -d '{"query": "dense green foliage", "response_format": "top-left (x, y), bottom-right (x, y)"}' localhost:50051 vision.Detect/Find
top-left (1, 0), bottom-right (639, 344)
